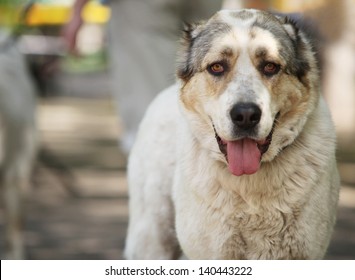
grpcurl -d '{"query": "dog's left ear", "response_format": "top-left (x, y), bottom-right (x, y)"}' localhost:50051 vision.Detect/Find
top-left (273, 13), bottom-right (301, 41)
top-left (278, 13), bottom-right (321, 47)
top-left (282, 16), bottom-right (299, 40)
top-left (277, 13), bottom-right (322, 79)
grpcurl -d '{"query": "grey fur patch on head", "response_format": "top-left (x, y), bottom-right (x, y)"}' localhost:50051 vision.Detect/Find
top-left (177, 19), bottom-right (231, 81)
top-left (230, 9), bottom-right (255, 20)
top-left (255, 46), bottom-right (268, 59)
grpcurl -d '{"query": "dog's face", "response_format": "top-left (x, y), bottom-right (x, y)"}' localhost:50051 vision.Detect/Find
top-left (177, 9), bottom-right (320, 176)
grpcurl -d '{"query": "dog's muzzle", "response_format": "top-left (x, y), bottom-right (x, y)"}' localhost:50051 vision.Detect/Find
top-left (214, 112), bottom-right (280, 176)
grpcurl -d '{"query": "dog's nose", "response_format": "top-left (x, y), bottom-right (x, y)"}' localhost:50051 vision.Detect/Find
top-left (230, 103), bottom-right (261, 130)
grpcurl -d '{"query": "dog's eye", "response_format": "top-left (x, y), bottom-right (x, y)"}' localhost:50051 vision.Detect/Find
top-left (208, 62), bottom-right (226, 76)
top-left (262, 62), bottom-right (280, 76)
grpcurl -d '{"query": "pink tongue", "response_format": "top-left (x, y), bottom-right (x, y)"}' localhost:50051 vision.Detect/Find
top-left (226, 138), bottom-right (261, 176)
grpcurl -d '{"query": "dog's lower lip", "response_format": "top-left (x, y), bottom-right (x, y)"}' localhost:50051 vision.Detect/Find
top-left (256, 136), bottom-right (271, 155)
top-left (216, 134), bottom-right (270, 156)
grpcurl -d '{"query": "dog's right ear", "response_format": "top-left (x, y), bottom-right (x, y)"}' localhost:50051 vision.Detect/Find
top-left (176, 22), bottom-right (203, 82)
top-left (181, 22), bottom-right (195, 42)
top-left (181, 22), bottom-right (202, 41)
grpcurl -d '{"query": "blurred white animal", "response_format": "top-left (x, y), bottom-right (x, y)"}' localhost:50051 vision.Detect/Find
top-left (0, 31), bottom-right (37, 259)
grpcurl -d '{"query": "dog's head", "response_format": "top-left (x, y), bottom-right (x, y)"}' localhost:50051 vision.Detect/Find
top-left (177, 9), bottom-right (320, 176)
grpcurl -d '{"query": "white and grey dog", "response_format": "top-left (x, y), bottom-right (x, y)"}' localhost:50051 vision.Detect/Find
top-left (0, 31), bottom-right (37, 259)
top-left (125, 9), bottom-right (340, 259)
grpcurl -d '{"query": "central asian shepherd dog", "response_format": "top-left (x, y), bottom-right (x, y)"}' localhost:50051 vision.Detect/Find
top-left (124, 9), bottom-right (340, 260)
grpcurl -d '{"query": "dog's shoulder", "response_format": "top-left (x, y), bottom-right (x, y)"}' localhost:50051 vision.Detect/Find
top-left (129, 83), bottom-right (182, 176)
top-left (135, 83), bottom-right (181, 138)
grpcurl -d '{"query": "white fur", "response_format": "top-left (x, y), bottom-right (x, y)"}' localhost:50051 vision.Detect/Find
top-left (125, 10), bottom-right (340, 260)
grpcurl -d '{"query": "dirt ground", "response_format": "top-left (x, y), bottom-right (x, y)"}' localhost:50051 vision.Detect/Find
top-left (1, 94), bottom-right (355, 260)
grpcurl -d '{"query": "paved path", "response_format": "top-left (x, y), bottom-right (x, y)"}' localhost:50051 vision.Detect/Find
top-left (1, 96), bottom-right (354, 259)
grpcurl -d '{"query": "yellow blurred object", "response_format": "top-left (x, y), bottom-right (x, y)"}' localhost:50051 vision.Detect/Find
top-left (272, 0), bottom-right (327, 12)
top-left (26, 2), bottom-right (110, 26)
top-left (82, 1), bottom-right (111, 24)
top-left (26, 4), bottom-right (69, 25)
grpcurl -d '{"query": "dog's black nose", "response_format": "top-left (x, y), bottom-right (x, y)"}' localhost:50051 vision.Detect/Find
top-left (230, 103), bottom-right (261, 130)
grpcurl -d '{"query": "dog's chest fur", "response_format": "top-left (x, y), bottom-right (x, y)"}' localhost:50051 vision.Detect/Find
top-left (175, 163), bottom-right (315, 259)
top-left (175, 165), bottom-right (308, 259)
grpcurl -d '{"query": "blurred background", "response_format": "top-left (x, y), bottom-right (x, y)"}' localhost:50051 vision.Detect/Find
top-left (0, 0), bottom-right (354, 259)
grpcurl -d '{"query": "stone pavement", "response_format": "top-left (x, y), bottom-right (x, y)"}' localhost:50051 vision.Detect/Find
top-left (0, 96), bottom-right (354, 259)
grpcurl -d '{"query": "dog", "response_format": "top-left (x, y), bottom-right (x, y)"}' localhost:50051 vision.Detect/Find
top-left (0, 31), bottom-right (37, 259)
top-left (124, 9), bottom-right (340, 259)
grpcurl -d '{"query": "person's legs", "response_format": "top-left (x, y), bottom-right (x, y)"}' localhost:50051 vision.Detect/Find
top-left (108, 0), bottom-right (222, 153)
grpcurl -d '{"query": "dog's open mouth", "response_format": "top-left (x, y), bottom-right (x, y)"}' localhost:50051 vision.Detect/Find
top-left (214, 113), bottom-right (279, 176)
